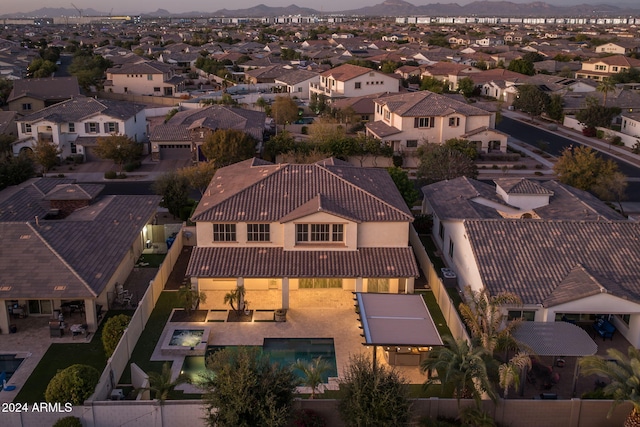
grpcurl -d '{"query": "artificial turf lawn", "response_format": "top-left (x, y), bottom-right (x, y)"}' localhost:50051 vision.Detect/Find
top-left (14, 310), bottom-right (134, 404)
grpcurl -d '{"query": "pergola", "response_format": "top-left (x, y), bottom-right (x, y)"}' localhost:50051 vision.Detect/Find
top-left (354, 292), bottom-right (444, 367)
top-left (513, 321), bottom-right (598, 396)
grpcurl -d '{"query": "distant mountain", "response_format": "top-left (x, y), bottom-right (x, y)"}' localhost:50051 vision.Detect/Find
top-left (2, 1), bottom-right (639, 19)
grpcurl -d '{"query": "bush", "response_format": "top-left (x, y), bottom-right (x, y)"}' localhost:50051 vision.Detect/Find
top-left (610, 136), bottom-right (623, 146)
top-left (534, 171), bottom-right (543, 176)
top-left (102, 314), bottom-right (131, 357)
top-left (301, 126), bottom-right (308, 135)
top-left (392, 154), bottom-right (403, 167)
top-left (535, 163), bottom-right (543, 169)
top-left (104, 170), bottom-right (117, 179)
top-left (124, 160), bottom-right (141, 172)
top-left (53, 416), bottom-right (83, 427)
top-left (582, 127), bottom-right (597, 137)
top-left (45, 364), bottom-right (100, 405)
top-left (596, 130), bottom-right (605, 139)
top-left (290, 409), bottom-right (326, 427)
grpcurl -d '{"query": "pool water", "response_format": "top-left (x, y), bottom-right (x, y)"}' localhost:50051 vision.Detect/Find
top-left (182, 338), bottom-right (338, 383)
top-left (169, 329), bottom-right (204, 347)
top-left (0, 354), bottom-right (24, 381)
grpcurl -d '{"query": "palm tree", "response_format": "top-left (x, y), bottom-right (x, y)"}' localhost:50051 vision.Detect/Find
top-left (459, 286), bottom-right (523, 355)
top-left (223, 285), bottom-right (246, 313)
top-left (580, 346), bottom-right (640, 426)
top-left (597, 78), bottom-right (616, 107)
top-left (177, 285), bottom-right (207, 315)
top-left (292, 357), bottom-right (332, 399)
top-left (141, 362), bottom-right (188, 404)
top-left (499, 352), bottom-right (531, 399)
top-left (421, 335), bottom-right (497, 408)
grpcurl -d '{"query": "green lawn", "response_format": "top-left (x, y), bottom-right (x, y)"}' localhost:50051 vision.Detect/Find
top-left (14, 310), bottom-right (133, 404)
top-left (417, 290), bottom-right (452, 339)
top-left (136, 253), bottom-right (166, 268)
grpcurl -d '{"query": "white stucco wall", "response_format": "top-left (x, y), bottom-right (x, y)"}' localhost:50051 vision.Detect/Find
top-left (357, 221), bottom-right (410, 247)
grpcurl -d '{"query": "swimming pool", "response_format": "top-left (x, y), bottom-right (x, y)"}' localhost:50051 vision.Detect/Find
top-left (181, 338), bottom-right (338, 383)
top-left (169, 329), bottom-right (205, 347)
top-left (0, 354), bottom-right (24, 381)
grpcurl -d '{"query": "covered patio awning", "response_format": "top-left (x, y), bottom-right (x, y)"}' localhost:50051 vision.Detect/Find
top-left (512, 321), bottom-right (597, 357)
top-left (355, 292), bottom-right (444, 347)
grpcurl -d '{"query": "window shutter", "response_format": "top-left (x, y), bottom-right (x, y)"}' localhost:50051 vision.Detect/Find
top-left (104, 123), bottom-right (109, 133)
top-left (115, 123), bottom-right (120, 133)
top-left (85, 123), bottom-right (90, 133)
top-left (414, 117), bottom-right (419, 128)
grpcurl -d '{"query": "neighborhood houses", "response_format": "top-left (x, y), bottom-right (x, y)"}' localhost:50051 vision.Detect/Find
top-left (1, 3), bottom-right (640, 427)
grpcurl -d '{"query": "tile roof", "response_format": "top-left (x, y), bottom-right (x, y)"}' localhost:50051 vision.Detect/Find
top-left (375, 91), bottom-right (491, 117)
top-left (20, 96), bottom-right (145, 124)
top-left (192, 158), bottom-right (413, 223)
top-left (365, 120), bottom-right (402, 138)
top-left (320, 63), bottom-right (375, 81)
top-left (494, 178), bottom-right (553, 195)
top-left (107, 60), bottom-right (176, 75)
top-left (7, 76), bottom-right (80, 103)
top-left (422, 177), bottom-right (509, 220)
top-left (187, 247), bottom-right (419, 278)
top-left (465, 220), bottom-right (640, 305)
top-left (42, 184), bottom-right (104, 201)
top-left (274, 69), bottom-right (319, 85)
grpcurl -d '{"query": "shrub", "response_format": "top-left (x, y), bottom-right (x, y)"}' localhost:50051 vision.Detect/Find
top-left (582, 126), bottom-right (597, 137)
top-left (301, 126), bottom-right (308, 135)
top-left (610, 136), bottom-right (623, 146)
top-left (491, 164), bottom-right (499, 169)
top-left (53, 416), bottom-right (83, 427)
top-left (535, 163), bottom-right (543, 169)
top-left (45, 364), bottom-right (100, 405)
top-left (392, 154), bottom-right (403, 167)
top-left (102, 314), bottom-right (131, 357)
top-left (104, 170), bottom-right (117, 179)
top-left (534, 171), bottom-right (543, 176)
top-left (124, 160), bottom-right (141, 172)
top-left (596, 130), bottom-right (605, 139)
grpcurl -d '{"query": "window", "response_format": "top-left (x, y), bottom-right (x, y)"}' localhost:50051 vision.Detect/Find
top-left (70, 142), bottom-right (77, 154)
top-left (620, 314), bottom-right (631, 326)
top-left (154, 87), bottom-right (161, 92)
top-left (147, 74), bottom-right (153, 80)
top-left (612, 66), bottom-right (618, 72)
top-left (368, 278), bottom-right (389, 293)
top-left (68, 123), bottom-right (75, 132)
top-left (438, 222), bottom-right (444, 240)
top-left (85, 122), bottom-right (98, 133)
top-left (299, 278), bottom-right (342, 289)
top-left (296, 224), bottom-right (344, 243)
top-left (448, 117), bottom-right (460, 127)
top-left (384, 110), bottom-right (390, 120)
top-left (414, 117), bottom-right (435, 128)
top-left (355, 82), bottom-right (361, 89)
top-left (22, 103), bottom-right (32, 111)
top-left (213, 224), bottom-right (236, 242)
top-left (508, 310), bottom-right (536, 321)
top-left (406, 140), bottom-right (418, 148)
top-left (448, 239), bottom-right (454, 258)
top-left (247, 224), bottom-right (270, 242)
top-left (22, 123), bottom-right (32, 133)
top-left (104, 122), bottom-right (119, 133)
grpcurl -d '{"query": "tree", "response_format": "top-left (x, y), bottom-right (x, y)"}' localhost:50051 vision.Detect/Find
top-left (575, 97), bottom-right (621, 130)
top-left (102, 314), bottom-right (131, 357)
top-left (507, 58), bottom-right (535, 76)
top-left (263, 131), bottom-right (296, 162)
top-left (421, 335), bottom-right (497, 408)
top-left (553, 146), bottom-right (620, 192)
top-left (579, 346), bottom-right (640, 426)
top-left (420, 76), bottom-right (446, 93)
top-left (68, 52), bottom-right (112, 91)
top-left (386, 166), bottom-right (420, 208)
top-left (0, 152), bottom-right (35, 191)
top-left (292, 357), bottom-right (331, 399)
top-left (200, 128), bottom-right (257, 167)
top-left (28, 58), bottom-right (57, 78)
top-left (512, 84), bottom-right (550, 121)
top-left (596, 78), bottom-right (616, 107)
top-left (94, 135), bottom-right (142, 174)
top-left (547, 94), bottom-right (564, 122)
top-left (444, 137), bottom-right (478, 160)
top-left (45, 364), bottom-right (100, 405)
top-left (255, 97), bottom-right (268, 111)
top-left (178, 161), bottom-right (217, 196)
top-left (593, 171), bottom-right (628, 215)
top-left (338, 353), bottom-right (410, 427)
top-left (416, 144), bottom-right (477, 184)
top-left (141, 362), bottom-right (188, 404)
top-left (53, 416), bottom-right (83, 427)
top-left (498, 352), bottom-right (531, 399)
top-left (197, 346), bottom-right (297, 427)
top-left (271, 96), bottom-right (299, 128)
top-left (153, 172), bottom-right (190, 219)
top-left (459, 286), bottom-right (523, 354)
top-left (458, 76), bottom-right (477, 98)
top-left (177, 285), bottom-right (207, 314)
top-left (0, 78), bottom-right (13, 106)
top-left (32, 139), bottom-right (61, 176)
top-left (224, 285), bottom-right (246, 313)
top-left (309, 93), bottom-right (329, 115)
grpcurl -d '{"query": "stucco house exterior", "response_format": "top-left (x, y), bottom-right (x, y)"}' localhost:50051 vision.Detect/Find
top-left (365, 91), bottom-right (507, 155)
top-left (421, 176), bottom-right (640, 347)
top-left (0, 178), bottom-right (160, 335)
top-left (273, 69), bottom-right (320, 99)
top-left (105, 61), bottom-right (185, 96)
top-left (186, 158), bottom-right (419, 310)
top-left (576, 55), bottom-right (640, 81)
top-left (7, 76), bottom-right (81, 116)
top-left (309, 63), bottom-right (400, 100)
top-left (13, 96), bottom-right (146, 161)
top-left (621, 112), bottom-right (640, 138)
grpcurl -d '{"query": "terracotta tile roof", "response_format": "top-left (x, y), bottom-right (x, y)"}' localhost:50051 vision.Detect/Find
top-left (465, 220), bottom-right (640, 305)
top-left (365, 120), bottom-right (402, 138)
top-left (274, 69), bottom-right (319, 85)
top-left (7, 76), bottom-right (80, 103)
top-left (107, 61), bottom-right (176, 75)
top-left (494, 178), bottom-right (553, 195)
top-left (320, 63), bottom-right (375, 81)
top-left (375, 91), bottom-right (491, 117)
top-left (187, 247), bottom-right (419, 278)
top-left (586, 55), bottom-right (640, 67)
top-left (192, 158), bottom-right (413, 223)
top-left (422, 177), bottom-right (508, 220)
top-left (20, 96), bottom-right (145, 124)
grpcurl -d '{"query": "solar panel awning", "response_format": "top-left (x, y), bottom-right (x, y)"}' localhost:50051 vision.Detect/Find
top-left (355, 292), bottom-right (444, 347)
top-left (513, 321), bottom-right (598, 357)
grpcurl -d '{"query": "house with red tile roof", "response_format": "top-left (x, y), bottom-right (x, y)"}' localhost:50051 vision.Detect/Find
top-left (576, 55), bottom-right (640, 81)
top-left (309, 63), bottom-right (400, 100)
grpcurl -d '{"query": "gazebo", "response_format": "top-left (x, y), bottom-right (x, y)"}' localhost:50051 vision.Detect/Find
top-left (513, 321), bottom-right (598, 396)
top-left (355, 292), bottom-right (444, 367)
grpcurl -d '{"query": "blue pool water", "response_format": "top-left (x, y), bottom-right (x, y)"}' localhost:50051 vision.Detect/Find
top-left (181, 338), bottom-right (338, 383)
top-left (0, 354), bottom-right (24, 381)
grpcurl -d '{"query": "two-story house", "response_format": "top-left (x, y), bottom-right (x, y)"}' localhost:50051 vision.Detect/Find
top-left (576, 55), bottom-right (640, 81)
top-left (14, 96), bottom-right (146, 161)
top-left (595, 41), bottom-right (640, 55)
top-left (309, 63), bottom-right (400, 100)
top-left (7, 76), bottom-right (81, 116)
top-left (186, 157), bottom-right (419, 310)
top-left (105, 61), bottom-right (185, 96)
top-left (421, 176), bottom-right (640, 347)
top-left (365, 91), bottom-right (507, 157)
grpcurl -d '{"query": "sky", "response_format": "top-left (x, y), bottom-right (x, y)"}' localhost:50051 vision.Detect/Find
top-left (1, 0), bottom-right (625, 15)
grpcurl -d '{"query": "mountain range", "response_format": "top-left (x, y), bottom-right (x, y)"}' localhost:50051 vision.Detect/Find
top-left (2, 0), bottom-right (639, 19)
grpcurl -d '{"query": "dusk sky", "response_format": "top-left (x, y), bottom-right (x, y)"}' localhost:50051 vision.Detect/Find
top-left (2, 0), bottom-right (616, 15)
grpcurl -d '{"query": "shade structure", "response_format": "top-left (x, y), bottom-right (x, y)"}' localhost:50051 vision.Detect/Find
top-left (355, 292), bottom-right (444, 347)
top-left (513, 322), bottom-right (598, 357)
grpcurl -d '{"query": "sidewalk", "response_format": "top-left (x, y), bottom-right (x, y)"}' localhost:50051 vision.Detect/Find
top-left (60, 156), bottom-right (191, 183)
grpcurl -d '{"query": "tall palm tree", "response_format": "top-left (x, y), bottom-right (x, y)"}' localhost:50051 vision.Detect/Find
top-left (292, 356), bottom-right (332, 399)
top-left (142, 362), bottom-right (188, 404)
top-left (459, 286), bottom-right (523, 354)
top-left (421, 335), bottom-right (497, 408)
top-left (499, 352), bottom-right (531, 399)
top-left (597, 78), bottom-right (616, 107)
top-left (580, 346), bottom-right (640, 427)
